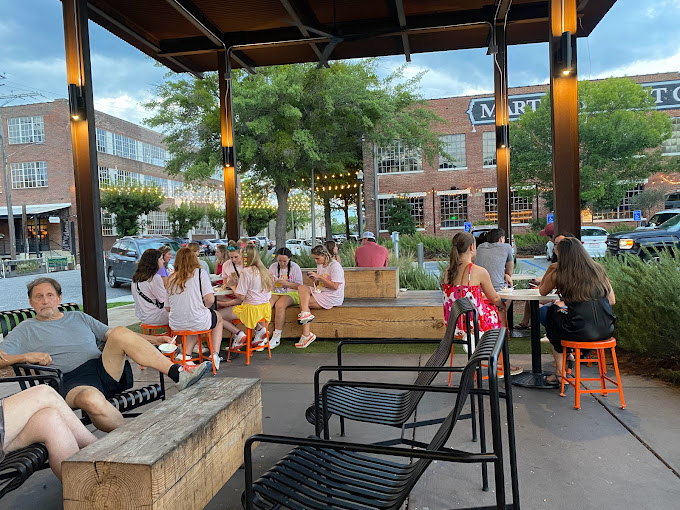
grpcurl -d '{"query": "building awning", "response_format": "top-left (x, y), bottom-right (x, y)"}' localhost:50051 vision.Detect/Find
top-left (0, 203), bottom-right (71, 219)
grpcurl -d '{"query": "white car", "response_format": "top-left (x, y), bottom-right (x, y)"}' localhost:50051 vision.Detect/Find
top-left (546, 226), bottom-right (608, 259)
top-left (285, 239), bottom-right (307, 256)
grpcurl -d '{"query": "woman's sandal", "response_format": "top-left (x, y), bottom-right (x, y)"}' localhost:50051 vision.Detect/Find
top-left (513, 323), bottom-right (530, 331)
top-left (543, 373), bottom-right (563, 387)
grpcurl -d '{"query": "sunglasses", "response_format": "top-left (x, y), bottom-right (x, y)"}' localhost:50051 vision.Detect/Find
top-left (227, 246), bottom-right (239, 251)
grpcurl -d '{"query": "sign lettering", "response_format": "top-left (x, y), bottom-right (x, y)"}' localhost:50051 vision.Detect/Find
top-left (467, 79), bottom-right (680, 127)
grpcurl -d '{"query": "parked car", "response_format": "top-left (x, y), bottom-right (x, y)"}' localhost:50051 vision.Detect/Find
top-left (635, 209), bottom-right (680, 230)
top-left (248, 236), bottom-right (262, 248)
top-left (106, 236), bottom-right (182, 288)
top-left (607, 213), bottom-right (680, 259)
top-left (285, 239), bottom-right (307, 256)
top-left (665, 191), bottom-right (680, 210)
top-left (255, 236), bottom-right (272, 250)
top-left (168, 237), bottom-right (190, 247)
top-left (546, 226), bottom-right (608, 259)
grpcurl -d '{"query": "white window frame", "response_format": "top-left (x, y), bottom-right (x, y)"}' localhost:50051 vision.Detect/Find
top-left (377, 193), bottom-right (426, 231)
top-left (438, 190), bottom-right (470, 229)
top-left (10, 161), bottom-right (48, 189)
top-left (377, 141), bottom-right (423, 174)
top-left (482, 131), bottom-right (496, 167)
top-left (662, 117), bottom-right (680, 156)
top-left (147, 211), bottom-right (173, 235)
top-left (7, 116), bottom-right (45, 145)
top-left (438, 134), bottom-right (467, 170)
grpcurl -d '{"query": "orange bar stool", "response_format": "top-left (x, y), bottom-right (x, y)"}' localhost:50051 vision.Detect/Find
top-left (172, 330), bottom-right (216, 375)
top-left (140, 324), bottom-right (172, 369)
top-left (228, 318), bottom-right (270, 366)
top-left (560, 338), bottom-right (626, 410)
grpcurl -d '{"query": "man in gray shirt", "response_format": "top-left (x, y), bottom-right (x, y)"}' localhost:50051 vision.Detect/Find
top-left (0, 277), bottom-right (211, 432)
top-left (474, 228), bottom-right (514, 291)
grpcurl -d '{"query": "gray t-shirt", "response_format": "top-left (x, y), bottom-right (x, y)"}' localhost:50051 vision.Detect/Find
top-left (475, 242), bottom-right (513, 291)
top-left (0, 312), bottom-right (109, 374)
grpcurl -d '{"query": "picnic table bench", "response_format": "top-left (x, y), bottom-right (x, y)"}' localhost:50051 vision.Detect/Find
top-left (62, 378), bottom-right (262, 509)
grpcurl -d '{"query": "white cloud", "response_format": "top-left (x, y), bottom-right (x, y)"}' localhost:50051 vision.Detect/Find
top-left (645, 0), bottom-right (680, 18)
top-left (383, 62), bottom-right (493, 99)
top-left (592, 50), bottom-right (680, 79)
top-left (94, 92), bottom-right (154, 126)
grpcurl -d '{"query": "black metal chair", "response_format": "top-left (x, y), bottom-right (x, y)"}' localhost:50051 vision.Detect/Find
top-left (306, 297), bottom-right (481, 442)
top-left (243, 328), bottom-right (519, 510)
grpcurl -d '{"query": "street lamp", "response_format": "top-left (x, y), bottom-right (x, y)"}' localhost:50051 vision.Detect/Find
top-left (357, 170), bottom-right (364, 238)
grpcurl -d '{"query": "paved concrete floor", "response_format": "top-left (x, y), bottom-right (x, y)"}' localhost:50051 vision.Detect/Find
top-left (3, 349), bottom-right (680, 509)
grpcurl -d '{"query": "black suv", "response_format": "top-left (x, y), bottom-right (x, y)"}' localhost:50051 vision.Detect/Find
top-left (106, 236), bottom-right (182, 288)
top-left (606, 214), bottom-right (680, 259)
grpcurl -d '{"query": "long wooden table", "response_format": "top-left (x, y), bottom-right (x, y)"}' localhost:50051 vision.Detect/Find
top-left (62, 378), bottom-right (262, 509)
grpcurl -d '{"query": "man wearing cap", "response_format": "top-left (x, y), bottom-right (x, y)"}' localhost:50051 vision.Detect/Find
top-left (354, 232), bottom-right (389, 267)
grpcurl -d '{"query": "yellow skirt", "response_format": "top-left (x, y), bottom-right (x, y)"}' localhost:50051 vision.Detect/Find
top-left (233, 302), bottom-right (271, 330)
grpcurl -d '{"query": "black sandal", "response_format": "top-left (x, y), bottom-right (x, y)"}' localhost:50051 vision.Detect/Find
top-left (543, 373), bottom-right (562, 387)
top-left (513, 323), bottom-right (530, 331)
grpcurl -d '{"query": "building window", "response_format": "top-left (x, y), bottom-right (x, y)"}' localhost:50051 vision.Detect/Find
top-left (141, 142), bottom-right (168, 166)
top-left (662, 117), bottom-right (680, 155)
top-left (7, 116), bottom-right (45, 144)
top-left (112, 132), bottom-right (137, 159)
top-left (378, 196), bottom-right (425, 230)
top-left (439, 134), bottom-right (466, 169)
top-left (482, 131), bottom-right (496, 166)
top-left (96, 128), bottom-right (107, 153)
top-left (440, 194), bottom-right (469, 228)
top-left (592, 184), bottom-right (644, 220)
top-left (10, 161), bottom-right (48, 189)
top-left (98, 166), bottom-right (110, 188)
top-left (147, 211), bottom-right (172, 235)
top-left (194, 217), bottom-right (214, 235)
top-left (484, 192), bottom-right (498, 222)
top-left (377, 141), bottom-right (422, 174)
top-left (511, 192), bottom-right (533, 223)
top-left (101, 211), bottom-right (114, 236)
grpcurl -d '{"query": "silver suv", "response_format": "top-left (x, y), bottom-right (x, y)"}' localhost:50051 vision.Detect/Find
top-left (106, 236), bottom-right (181, 288)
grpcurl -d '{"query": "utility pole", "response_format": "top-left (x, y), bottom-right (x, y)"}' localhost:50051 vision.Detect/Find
top-left (0, 91), bottom-right (41, 259)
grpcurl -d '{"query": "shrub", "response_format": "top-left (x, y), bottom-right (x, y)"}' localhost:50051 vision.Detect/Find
top-left (378, 233), bottom-right (451, 259)
top-left (601, 251), bottom-right (680, 357)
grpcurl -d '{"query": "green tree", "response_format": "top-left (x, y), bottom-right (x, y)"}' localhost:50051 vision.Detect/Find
top-left (386, 199), bottom-right (416, 235)
top-left (167, 203), bottom-right (205, 237)
top-left (205, 204), bottom-right (226, 238)
top-left (240, 207), bottom-right (276, 236)
top-left (510, 77), bottom-right (674, 211)
top-left (631, 185), bottom-right (671, 221)
top-left (144, 61), bottom-right (446, 252)
top-left (100, 185), bottom-right (165, 236)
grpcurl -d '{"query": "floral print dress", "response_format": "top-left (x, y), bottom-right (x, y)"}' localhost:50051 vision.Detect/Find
top-left (442, 263), bottom-right (502, 335)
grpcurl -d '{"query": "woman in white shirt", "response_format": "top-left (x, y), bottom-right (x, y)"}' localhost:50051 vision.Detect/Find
top-left (268, 247), bottom-right (304, 348)
top-left (131, 249), bottom-right (169, 326)
top-left (166, 247), bottom-right (223, 369)
top-left (217, 239), bottom-right (247, 308)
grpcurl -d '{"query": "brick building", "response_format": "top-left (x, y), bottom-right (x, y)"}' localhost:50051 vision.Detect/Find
top-left (362, 72), bottom-right (680, 237)
top-left (0, 99), bottom-right (224, 256)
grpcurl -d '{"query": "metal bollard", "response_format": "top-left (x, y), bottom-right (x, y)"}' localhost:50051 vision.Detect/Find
top-left (417, 242), bottom-right (424, 269)
top-left (391, 231), bottom-right (400, 259)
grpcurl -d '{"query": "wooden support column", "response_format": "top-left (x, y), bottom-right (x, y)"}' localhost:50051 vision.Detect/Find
top-left (62, 0), bottom-right (107, 322)
top-left (493, 23), bottom-right (511, 239)
top-left (549, 0), bottom-right (580, 238)
top-left (218, 54), bottom-right (240, 240)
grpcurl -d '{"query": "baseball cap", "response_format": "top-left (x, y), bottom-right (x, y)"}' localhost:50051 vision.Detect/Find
top-left (539, 222), bottom-right (555, 237)
top-left (362, 231), bottom-right (376, 240)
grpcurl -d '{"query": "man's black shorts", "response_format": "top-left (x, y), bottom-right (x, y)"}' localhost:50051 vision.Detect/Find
top-left (61, 357), bottom-right (133, 398)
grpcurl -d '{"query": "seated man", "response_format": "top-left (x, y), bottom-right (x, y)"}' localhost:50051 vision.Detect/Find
top-left (0, 277), bottom-right (211, 432)
top-left (354, 231), bottom-right (389, 267)
top-left (474, 228), bottom-right (513, 292)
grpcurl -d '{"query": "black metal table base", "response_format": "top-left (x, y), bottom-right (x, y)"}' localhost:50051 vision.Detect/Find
top-left (512, 370), bottom-right (558, 388)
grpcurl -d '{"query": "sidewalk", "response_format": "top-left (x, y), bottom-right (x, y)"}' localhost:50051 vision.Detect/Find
top-left (3, 345), bottom-right (680, 509)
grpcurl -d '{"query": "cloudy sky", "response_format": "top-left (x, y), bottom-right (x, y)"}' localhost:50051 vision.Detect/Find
top-left (1, 0), bottom-right (679, 127)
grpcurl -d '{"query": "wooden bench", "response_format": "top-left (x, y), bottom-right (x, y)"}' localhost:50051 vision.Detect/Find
top-left (62, 377), bottom-right (262, 510)
top-left (301, 266), bottom-right (399, 299)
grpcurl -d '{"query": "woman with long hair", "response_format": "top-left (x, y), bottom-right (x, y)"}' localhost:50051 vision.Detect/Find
top-left (268, 247), bottom-right (304, 348)
top-left (295, 244), bottom-right (345, 348)
top-left (0, 384), bottom-right (97, 480)
top-left (166, 247), bottom-right (223, 369)
top-left (218, 239), bottom-right (247, 308)
top-left (219, 244), bottom-right (274, 350)
top-left (131, 248), bottom-right (168, 326)
top-left (325, 240), bottom-right (341, 264)
top-left (539, 237), bottom-right (616, 385)
top-left (157, 245), bottom-right (172, 285)
top-left (215, 244), bottom-right (228, 279)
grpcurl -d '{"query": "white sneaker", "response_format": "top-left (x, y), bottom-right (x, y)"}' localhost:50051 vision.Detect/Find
top-left (253, 327), bottom-right (267, 344)
top-left (231, 331), bottom-right (246, 349)
top-left (270, 331), bottom-right (281, 349)
top-left (212, 352), bottom-right (221, 371)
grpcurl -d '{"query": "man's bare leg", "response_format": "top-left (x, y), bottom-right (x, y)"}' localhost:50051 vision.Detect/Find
top-left (66, 385), bottom-right (124, 432)
top-left (101, 326), bottom-right (174, 380)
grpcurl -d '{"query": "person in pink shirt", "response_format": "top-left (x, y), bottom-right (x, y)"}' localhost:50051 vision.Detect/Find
top-left (296, 245), bottom-right (345, 348)
top-left (354, 231), bottom-right (389, 267)
top-left (219, 244), bottom-right (274, 350)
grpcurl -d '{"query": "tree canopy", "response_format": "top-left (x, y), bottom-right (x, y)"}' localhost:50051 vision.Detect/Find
top-left (167, 203), bottom-right (205, 237)
top-left (386, 199), bottom-right (417, 235)
top-left (144, 60), bottom-right (446, 249)
top-left (509, 77), bottom-right (675, 211)
top-left (100, 185), bottom-right (165, 236)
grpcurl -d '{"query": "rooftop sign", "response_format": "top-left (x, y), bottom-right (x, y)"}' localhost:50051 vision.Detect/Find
top-left (466, 79), bottom-right (680, 128)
